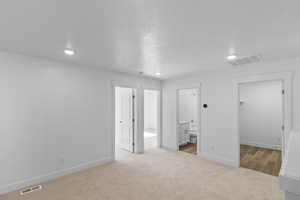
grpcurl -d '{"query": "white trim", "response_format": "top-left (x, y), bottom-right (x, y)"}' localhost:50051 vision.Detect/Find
top-left (136, 87), bottom-right (144, 153)
top-left (175, 84), bottom-right (203, 156)
top-left (0, 157), bottom-right (113, 195)
top-left (111, 80), bottom-right (140, 90)
top-left (241, 141), bottom-right (282, 150)
top-left (111, 82), bottom-right (139, 158)
top-left (158, 90), bottom-right (162, 147)
top-left (202, 153), bottom-right (237, 167)
top-left (234, 71), bottom-right (294, 167)
top-left (279, 131), bottom-right (300, 196)
top-left (133, 89), bottom-right (138, 153)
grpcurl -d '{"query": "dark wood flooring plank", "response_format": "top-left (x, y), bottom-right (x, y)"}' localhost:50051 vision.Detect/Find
top-left (179, 143), bottom-right (197, 155)
top-left (240, 144), bottom-right (282, 176)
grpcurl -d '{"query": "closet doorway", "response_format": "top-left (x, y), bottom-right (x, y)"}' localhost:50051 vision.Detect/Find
top-left (238, 80), bottom-right (284, 176)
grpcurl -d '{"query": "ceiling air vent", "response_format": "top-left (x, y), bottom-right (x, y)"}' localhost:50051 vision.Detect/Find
top-left (20, 185), bottom-right (42, 195)
top-left (227, 54), bottom-right (263, 66)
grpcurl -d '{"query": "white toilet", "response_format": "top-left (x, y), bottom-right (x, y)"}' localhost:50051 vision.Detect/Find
top-left (186, 129), bottom-right (197, 144)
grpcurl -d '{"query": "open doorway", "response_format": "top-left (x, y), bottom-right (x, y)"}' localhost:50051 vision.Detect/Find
top-left (115, 86), bottom-right (136, 158)
top-left (238, 80), bottom-right (283, 176)
top-left (144, 89), bottom-right (160, 150)
top-left (177, 88), bottom-right (200, 155)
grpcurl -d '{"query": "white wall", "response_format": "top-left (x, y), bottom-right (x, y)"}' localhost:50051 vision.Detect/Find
top-left (239, 81), bottom-right (283, 150)
top-left (162, 58), bottom-right (300, 167)
top-left (0, 52), bottom-right (161, 194)
top-left (144, 90), bottom-right (158, 132)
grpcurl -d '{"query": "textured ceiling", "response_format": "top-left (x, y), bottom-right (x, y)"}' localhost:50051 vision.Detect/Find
top-left (0, 0), bottom-right (299, 78)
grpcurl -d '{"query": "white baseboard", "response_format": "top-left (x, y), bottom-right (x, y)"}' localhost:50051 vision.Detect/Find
top-left (241, 141), bottom-right (281, 150)
top-left (201, 152), bottom-right (237, 167)
top-left (0, 156), bottom-right (113, 195)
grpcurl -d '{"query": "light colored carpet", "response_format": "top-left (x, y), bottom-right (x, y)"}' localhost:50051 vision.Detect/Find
top-left (0, 148), bottom-right (283, 200)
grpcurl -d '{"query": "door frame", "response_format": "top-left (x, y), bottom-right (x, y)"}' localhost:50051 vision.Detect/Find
top-left (176, 84), bottom-right (202, 156)
top-left (142, 88), bottom-right (162, 151)
top-left (116, 87), bottom-right (136, 153)
top-left (112, 82), bottom-right (138, 160)
top-left (234, 72), bottom-right (293, 167)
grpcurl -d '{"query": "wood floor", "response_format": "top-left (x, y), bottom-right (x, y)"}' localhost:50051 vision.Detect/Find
top-left (240, 144), bottom-right (282, 176)
top-left (179, 143), bottom-right (197, 155)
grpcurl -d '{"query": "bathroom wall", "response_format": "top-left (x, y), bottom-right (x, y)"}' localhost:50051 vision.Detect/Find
top-left (178, 88), bottom-right (198, 124)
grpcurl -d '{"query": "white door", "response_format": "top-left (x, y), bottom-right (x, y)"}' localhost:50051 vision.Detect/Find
top-left (118, 87), bottom-right (134, 152)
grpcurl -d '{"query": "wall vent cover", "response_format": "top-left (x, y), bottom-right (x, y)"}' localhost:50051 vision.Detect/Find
top-left (20, 185), bottom-right (42, 195)
top-left (227, 54), bottom-right (263, 66)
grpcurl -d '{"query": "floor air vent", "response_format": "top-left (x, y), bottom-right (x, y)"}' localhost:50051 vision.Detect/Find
top-left (227, 54), bottom-right (263, 66)
top-left (20, 185), bottom-right (42, 195)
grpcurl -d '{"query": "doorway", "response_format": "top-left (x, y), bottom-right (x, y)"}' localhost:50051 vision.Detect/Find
top-left (144, 89), bottom-right (160, 151)
top-left (177, 88), bottom-right (200, 155)
top-left (115, 87), bottom-right (136, 157)
top-left (238, 80), bottom-right (283, 176)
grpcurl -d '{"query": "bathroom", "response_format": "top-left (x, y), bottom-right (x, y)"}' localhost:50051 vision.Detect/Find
top-left (177, 88), bottom-right (200, 155)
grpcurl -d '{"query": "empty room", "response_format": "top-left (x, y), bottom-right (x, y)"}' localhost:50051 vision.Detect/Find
top-left (1, 1), bottom-right (300, 200)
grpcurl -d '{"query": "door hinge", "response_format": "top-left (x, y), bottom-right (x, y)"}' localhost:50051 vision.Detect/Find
top-left (132, 118), bottom-right (135, 123)
top-left (132, 95), bottom-right (135, 99)
top-left (282, 125), bottom-right (285, 131)
top-left (282, 89), bottom-right (285, 95)
top-left (132, 142), bottom-right (135, 146)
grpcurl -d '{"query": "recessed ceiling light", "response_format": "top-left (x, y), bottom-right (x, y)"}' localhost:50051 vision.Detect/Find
top-left (64, 49), bottom-right (75, 56)
top-left (156, 72), bottom-right (161, 76)
top-left (227, 54), bottom-right (237, 61)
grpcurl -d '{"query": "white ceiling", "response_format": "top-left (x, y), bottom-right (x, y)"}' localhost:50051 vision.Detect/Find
top-left (0, 0), bottom-right (300, 79)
